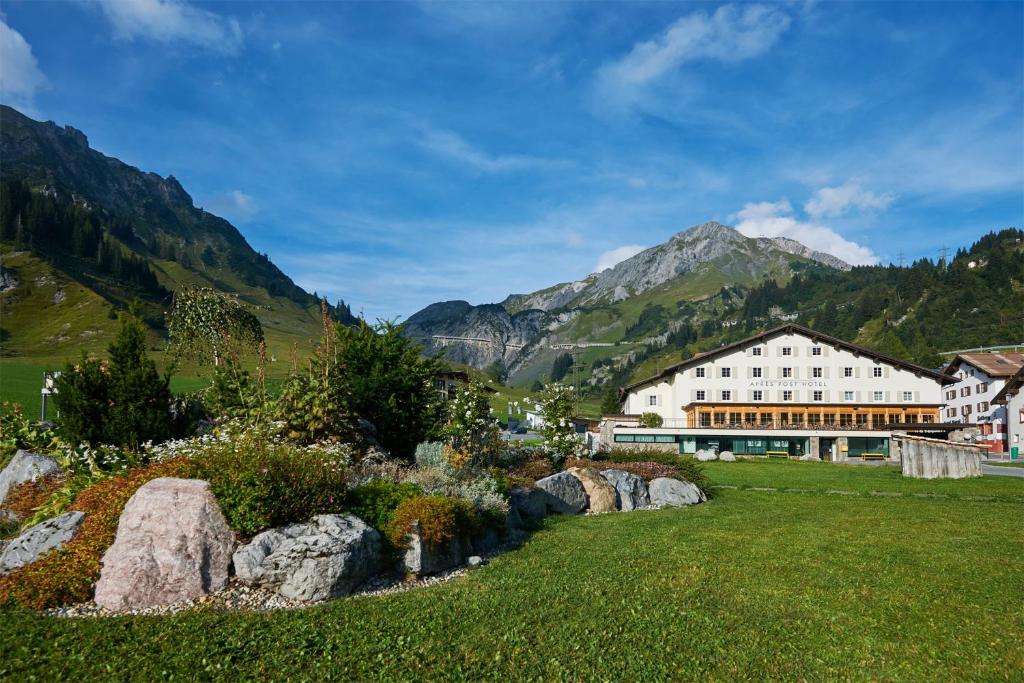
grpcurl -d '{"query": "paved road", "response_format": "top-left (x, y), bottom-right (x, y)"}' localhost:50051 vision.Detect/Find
top-left (982, 464), bottom-right (1024, 478)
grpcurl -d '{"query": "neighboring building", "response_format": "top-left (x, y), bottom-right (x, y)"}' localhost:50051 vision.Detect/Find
top-left (609, 323), bottom-right (957, 461)
top-left (941, 352), bottom-right (1024, 454)
top-left (433, 370), bottom-right (497, 401)
top-left (992, 367), bottom-right (1024, 459)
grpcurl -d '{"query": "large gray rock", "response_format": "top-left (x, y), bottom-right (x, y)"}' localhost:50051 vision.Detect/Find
top-left (233, 514), bottom-right (381, 601)
top-left (649, 477), bottom-right (706, 507)
top-left (0, 511), bottom-right (84, 573)
top-left (695, 450), bottom-right (717, 462)
top-left (566, 467), bottom-right (617, 513)
top-left (94, 478), bottom-right (235, 612)
top-left (599, 469), bottom-right (650, 511)
top-left (534, 471), bottom-right (587, 514)
top-left (509, 486), bottom-right (547, 520)
top-left (719, 451), bottom-right (736, 462)
top-left (0, 450), bottom-right (60, 508)
top-left (402, 521), bottom-right (467, 575)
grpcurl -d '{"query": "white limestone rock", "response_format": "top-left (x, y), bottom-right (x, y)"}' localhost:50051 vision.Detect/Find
top-left (649, 477), bottom-right (706, 507)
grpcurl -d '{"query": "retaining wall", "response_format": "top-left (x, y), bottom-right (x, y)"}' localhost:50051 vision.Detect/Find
top-left (898, 435), bottom-right (984, 479)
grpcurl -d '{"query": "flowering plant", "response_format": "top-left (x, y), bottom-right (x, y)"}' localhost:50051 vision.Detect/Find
top-left (442, 381), bottom-right (502, 469)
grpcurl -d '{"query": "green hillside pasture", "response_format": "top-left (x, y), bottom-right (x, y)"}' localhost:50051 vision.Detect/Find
top-left (2, 474), bottom-right (1021, 680)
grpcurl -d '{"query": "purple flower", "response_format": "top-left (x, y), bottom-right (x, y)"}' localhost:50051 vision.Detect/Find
top-left (260, 467), bottom-right (268, 473)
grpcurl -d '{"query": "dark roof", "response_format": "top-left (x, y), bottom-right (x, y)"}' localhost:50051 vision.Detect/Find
top-left (621, 323), bottom-right (956, 395)
top-left (992, 366), bottom-right (1024, 405)
top-left (942, 352), bottom-right (1024, 378)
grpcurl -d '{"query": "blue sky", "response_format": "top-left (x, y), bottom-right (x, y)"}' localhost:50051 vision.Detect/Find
top-left (1, 1), bottom-right (1021, 320)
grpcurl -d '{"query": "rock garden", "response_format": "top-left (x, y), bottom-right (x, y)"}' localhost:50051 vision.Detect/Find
top-left (0, 299), bottom-right (711, 617)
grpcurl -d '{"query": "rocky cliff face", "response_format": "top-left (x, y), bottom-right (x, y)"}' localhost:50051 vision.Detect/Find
top-left (405, 221), bottom-right (848, 373)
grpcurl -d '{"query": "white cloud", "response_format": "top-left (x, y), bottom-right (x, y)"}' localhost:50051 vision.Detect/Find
top-left (566, 230), bottom-right (585, 248)
top-left (734, 200), bottom-right (878, 265)
top-left (98, 0), bottom-right (243, 53)
top-left (0, 20), bottom-right (48, 111)
top-left (205, 190), bottom-right (256, 219)
top-left (804, 182), bottom-right (895, 218)
top-left (596, 4), bottom-right (790, 108)
top-left (594, 244), bottom-right (646, 272)
top-left (418, 126), bottom-right (561, 173)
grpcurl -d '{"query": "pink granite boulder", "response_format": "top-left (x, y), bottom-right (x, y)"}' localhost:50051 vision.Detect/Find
top-left (94, 478), bottom-right (235, 612)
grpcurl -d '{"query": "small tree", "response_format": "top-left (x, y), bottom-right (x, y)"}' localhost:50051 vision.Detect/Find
top-left (335, 320), bottom-right (442, 460)
top-left (600, 386), bottom-right (621, 415)
top-left (639, 412), bottom-right (664, 428)
top-left (442, 381), bottom-right (502, 469)
top-left (539, 383), bottom-right (583, 467)
top-left (54, 306), bottom-right (173, 450)
top-left (167, 287), bottom-right (264, 366)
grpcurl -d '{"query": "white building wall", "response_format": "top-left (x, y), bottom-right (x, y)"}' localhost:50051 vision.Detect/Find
top-left (1004, 388), bottom-right (1024, 456)
top-left (624, 331), bottom-right (944, 420)
top-left (941, 364), bottom-right (1005, 424)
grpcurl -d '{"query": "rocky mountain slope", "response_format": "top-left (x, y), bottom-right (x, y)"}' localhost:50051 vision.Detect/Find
top-left (406, 221), bottom-right (845, 379)
top-left (0, 105), bottom-right (354, 361)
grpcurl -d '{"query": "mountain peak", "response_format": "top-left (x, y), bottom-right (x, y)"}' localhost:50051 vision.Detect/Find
top-left (671, 220), bottom-right (740, 243)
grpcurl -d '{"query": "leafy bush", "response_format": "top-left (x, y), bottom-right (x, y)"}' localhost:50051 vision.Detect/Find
top-left (510, 455), bottom-right (554, 481)
top-left (402, 466), bottom-right (510, 519)
top-left (182, 423), bottom-right (350, 537)
top-left (0, 459), bottom-right (191, 609)
top-left (0, 402), bottom-right (60, 466)
top-left (601, 446), bottom-right (681, 466)
top-left (639, 412), bottom-right (664, 428)
top-left (675, 457), bottom-right (712, 498)
top-left (414, 442), bottom-right (446, 468)
top-left (2, 474), bottom-right (65, 526)
top-left (335, 320), bottom-right (443, 460)
top-left (441, 381), bottom-right (502, 468)
top-left (53, 309), bottom-right (174, 451)
top-left (387, 495), bottom-right (480, 549)
top-left (538, 384), bottom-right (585, 466)
top-left (344, 480), bottom-right (423, 532)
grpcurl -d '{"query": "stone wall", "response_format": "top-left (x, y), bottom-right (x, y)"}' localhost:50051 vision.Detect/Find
top-left (898, 435), bottom-right (984, 479)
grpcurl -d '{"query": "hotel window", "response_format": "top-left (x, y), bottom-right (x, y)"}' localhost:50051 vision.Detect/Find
top-left (872, 414), bottom-right (884, 427)
top-left (752, 367), bottom-right (762, 378)
top-left (813, 390), bottom-right (823, 401)
top-left (962, 405), bottom-right (973, 416)
top-left (695, 367), bottom-right (706, 378)
top-left (808, 414), bottom-right (821, 425)
top-left (978, 401), bottom-right (989, 412)
top-left (700, 413), bottom-right (711, 427)
top-left (844, 367), bottom-right (854, 378)
top-left (782, 347), bottom-right (793, 356)
top-left (888, 414), bottom-right (901, 424)
top-left (782, 367), bottom-right (793, 378)
top-left (873, 391), bottom-right (884, 401)
top-left (791, 413), bottom-right (804, 424)
top-left (782, 390), bottom-right (793, 401)
top-left (752, 390), bottom-right (763, 401)
top-left (648, 395), bottom-right (658, 406)
top-left (812, 347), bottom-right (822, 356)
top-left (745, 412), bottom-right (757, 423)
top-left (696, 390), bottom-right (706, 401)
top-left (760, 413), bottom-right (773, 425)
top-left (902, 391), bottom-right (913, 402)
top-left (960, 387), bottom-right (971, 397)
top-left (922, 415), bottom-right (934, 423)
top-left (714, 412), bottom-right (726, 425)
top-left (752, 347), bottom-right (763, 356)
top-left (721, 390), bottom-right (732, 401)
top-left (946, 407), bottom-right (956, 418)
top-left (721, 367), bottom-right (732, 378)
top-left (729, 412), bottom-right (742, 425)
top-left (812, 367), bottom-right (823, 378)
top-left (856, 414), bottom-right (868, 425)
top-left (840, 414), bottom-right (852, 426)
top-left (844, 391), bottom-right (854, 401)
top-left (945, 389), bottom-right (956, 400)
top-left (824, 414), bottom-right (836, 425)
top-left (872, 367), bottom-right (883, 378)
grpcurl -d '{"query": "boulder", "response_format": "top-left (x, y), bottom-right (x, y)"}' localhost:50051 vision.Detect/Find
top-left (0, 450), bottom-right (60, 508)
top-left (649, 477), bottom-right (706, 507)
top-left (233, 514), bottom-right (381, 602)
top-left (719, 451), bottom-right (736, 462)
top-left (0, 511), bottom-right (84, 573)
top-left (94, 478), bottom-right (235, 612)
top-left (565, 467), bottom-right (618, 513)
top-left (799, 453), bottom-right (817, 461)
top-left (534, 471), bottom-right (588, 514)
top-left (695, 449), bottom-right (717, 462)
top-left (402, 521), bottom-right (467, 575)
top-left (509, 486), bottom-right (547, 520)
top-left (599, 469), bottom-right (650, 511)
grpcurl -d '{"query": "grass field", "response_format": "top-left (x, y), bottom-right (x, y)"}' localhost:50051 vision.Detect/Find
top-left (1, 461), bottom-right (1021, 680)
top-left (986, 461), bottom-right (1024, 468)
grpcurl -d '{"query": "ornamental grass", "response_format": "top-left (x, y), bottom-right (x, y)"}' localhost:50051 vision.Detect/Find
top-left (386, 495), bottom-right (480, 549)
top-left (0, 459), bottom-right (190, 610)
top-left (2, 473), bottom-right (66, 524)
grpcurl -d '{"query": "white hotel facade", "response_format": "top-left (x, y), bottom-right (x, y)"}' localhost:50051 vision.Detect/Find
top-left (610, 324), bottom-right (956, 461)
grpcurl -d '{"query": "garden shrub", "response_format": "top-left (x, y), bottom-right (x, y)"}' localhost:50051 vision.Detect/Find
top-left (601, 445), bottom-right (681, 466)
top-left (387, 495), bottom-right (481, 549)
top-left (183, 424), bottom-right (350, 537)
top-left (564, 457), bottom-right (712, 498)
top-left (0, 401), bottom-right (59, 466)
top-left (402, 466), bottom-right (509, 519)
top-left (0, 458), bottom-right (191, 610)
top-left (2, 474), bottom-right (65, 524)
top-left (639, 412), bottom-right (664, 428)
top-left (510, 455), bottom-right (554, 481)
top-left (441, 381), bottom-right (502, 468)
top-left (344, 480), bottom-right (423, 532)
top-left (414, 442), bottom-right (446, 468)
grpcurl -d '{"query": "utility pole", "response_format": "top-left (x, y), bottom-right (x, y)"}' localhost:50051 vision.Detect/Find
top-left (938, 246), bottom-right (949, 269)
top-left (896, 251), bottom-right (905, 268)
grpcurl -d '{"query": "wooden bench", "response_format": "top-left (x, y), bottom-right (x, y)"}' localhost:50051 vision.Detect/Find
top-left (861, 452), bottom-right (887, 461)
top-left (766, 451), bottom-right (790, 459)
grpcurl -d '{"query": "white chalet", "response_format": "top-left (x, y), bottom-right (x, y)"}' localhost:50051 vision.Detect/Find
top-left (943, 352), bottom-right (1024, 455)
top-left (611, 324), bottom-right (956, 461)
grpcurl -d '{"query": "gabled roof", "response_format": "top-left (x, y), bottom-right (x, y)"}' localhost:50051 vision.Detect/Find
top-left (942, 352), bottom-right (1024, 379)
top-left (992, 366), bottom-right (1024, 405)
top-left (621, 323), bottom-right (956, 395)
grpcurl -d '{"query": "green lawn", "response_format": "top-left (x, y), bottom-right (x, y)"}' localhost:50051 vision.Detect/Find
top-left (985, 461), bottom-right (1024, 468)
top-left (1, 463), bottom-right (1021, 680)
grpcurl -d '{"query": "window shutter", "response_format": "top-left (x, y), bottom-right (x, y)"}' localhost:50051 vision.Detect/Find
top-left (658, 395), bottom-right (663, 407)
top-left (823, 390), bottom-right (831, 402)
top-left (856, 391), bottom-right (862, 402)
top-left (884, 367), bottom-right (891, 378)
top-left (776, 346), bottom-right (783, 357)
top-left (885, 391), bottom-right (891, 402)
top-left (793, 390), bottom-right (801, 402)
top-left (914, 391), bottom-right (920, 402)
top-left (824, 367), bottom-right (830, 379)
top-left (793, 367), bottom-right (800, 379)
top-left (855, 367), bottom-right (861, 379)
